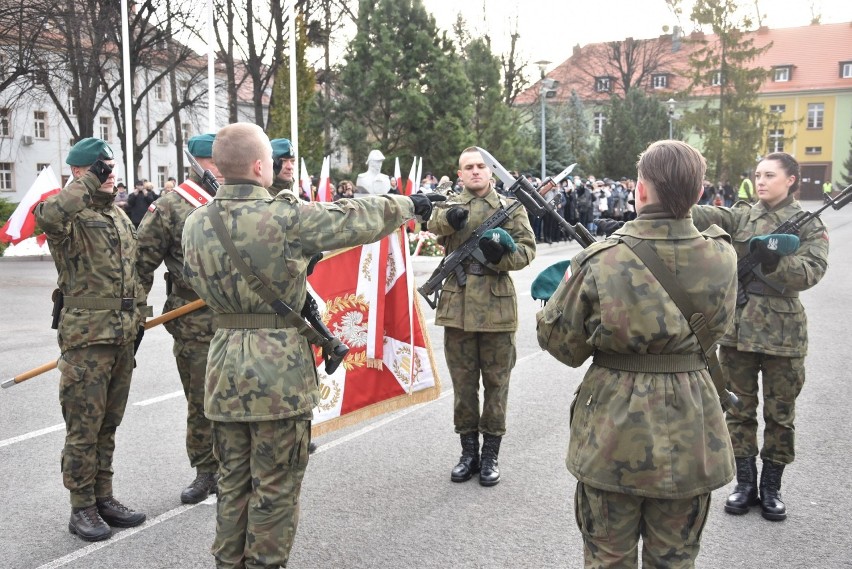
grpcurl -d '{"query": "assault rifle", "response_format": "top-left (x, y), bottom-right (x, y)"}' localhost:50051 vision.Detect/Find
top-left (736, 183), bottom-right (852, 306)
top-left (184, 150), bottom-right (349, 373)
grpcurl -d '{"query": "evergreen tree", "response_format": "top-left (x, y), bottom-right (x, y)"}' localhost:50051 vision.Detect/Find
top-left (334, 0), bottom-right (473, 176)
top-left (267, 12), bottom-right (323, 168)
top-left (561, 90), bottom-right (595, 177)
top-left (838, 138), bottom-right (852, 189)
top-left (596, 89), bottom-right (669, 179)
top-left (679, 0), bottom-right (773, 182)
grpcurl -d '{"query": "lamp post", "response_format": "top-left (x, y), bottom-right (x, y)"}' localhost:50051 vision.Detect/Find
top-left (535, 60), bottom-right (551, 181)
top-left (667, 98), bottom-right (677, 139)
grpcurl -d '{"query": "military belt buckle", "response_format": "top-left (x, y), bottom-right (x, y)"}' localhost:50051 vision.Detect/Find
top-left (120, 297), bottom-right (135, 311)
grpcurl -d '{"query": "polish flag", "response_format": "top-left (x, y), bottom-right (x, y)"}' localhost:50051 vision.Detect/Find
top-left (307, 229), bottom-right (441, 435)
top-left (316, 156), bottom-right (333, 202)
top-left (0, 166), bottom-right (62, 245)
top-left (392, 157), bottom-right (401, 194)
top-left (300, 157), bottom-right (313, 201)
top-left (415, 157), bottom-right (424, 194)
top-left (404, 158), bottom-right (417, 196)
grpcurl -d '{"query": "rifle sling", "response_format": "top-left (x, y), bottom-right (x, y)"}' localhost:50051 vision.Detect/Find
top-left (622, 237), bottom-right (729, 402)
top-left (205, 201), bottom-right (326, 346)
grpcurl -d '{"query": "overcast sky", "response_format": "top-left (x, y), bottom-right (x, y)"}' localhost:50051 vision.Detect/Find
top-left (419, 0), bottom-right (851, 77)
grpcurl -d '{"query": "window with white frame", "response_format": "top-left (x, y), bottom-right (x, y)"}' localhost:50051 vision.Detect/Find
top-left (99, 116), bottom-right (111, 141)
top-left (807, 103), bottom-right (824, 129)
top-left (593, 112), bottom-right (606, 135)
top-left (157, 166), bottom-right (168, 189)
top-left (595, 77), bottom-right (611, 93)
top-left (178, 78), bottom-right (189, 93)
top-left (805, 146), bottom-right (822, 155)
top-left (769, 104), bottom-right (786, 113)
top-left (0, 162), bottom-right (13, 192)
top-left (182, 122), bottom-right (191, 141)
top-left (840, 62), bottom-right (852, 78)
top-left (36, 163), bottom-right (51, 173)
top-left (0, 53), bottom-right (6, 80)
top-left (768, 129), bottom-right (784, 153)
top-left (652, 74), bottom-right (668, 88)
top-left (0, 108), bottom-right (9, 137)
top-left (68, 95), bottom-right (77, 117)
top-left (96, 82), bottom-right (106, 97)
top-left (154, 80), bottom-right (166, 101)
top-left (773, 66), bottom-right (791, 82)
top-left (156, 128), bottom-right (168, 144)
top-left (33, 111), bottom-right (47, 139)
top-left (710, 71), bottom-right (723, 86)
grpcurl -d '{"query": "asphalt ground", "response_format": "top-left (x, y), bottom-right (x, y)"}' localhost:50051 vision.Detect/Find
top-left (1, 201), bottom-right (850, 568)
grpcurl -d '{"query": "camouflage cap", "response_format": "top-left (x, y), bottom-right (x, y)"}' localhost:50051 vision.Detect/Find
top-left (188, 133), bottom-right (216, 158)
top-left (271, 138), bottom-right (294, 159)
top-left (66, 137), bottom-right (114, 166)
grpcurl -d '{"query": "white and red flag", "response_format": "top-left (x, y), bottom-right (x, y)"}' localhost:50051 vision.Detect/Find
top-left (316, 156), bottom-right (333, 202)
top-left (300, 157), bottom-right (313, 201)
top-left (404, 158), bottom-right (417, 196)
top-left (392, 157), bottom-right (401, 194)
top-left (0, 166), bottom-right (62, 245)
top-left (307, 229), bottom-right (441, 435)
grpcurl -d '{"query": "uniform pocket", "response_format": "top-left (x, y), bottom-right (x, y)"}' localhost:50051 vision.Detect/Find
top-left (488, 278), bottom-right (517, 327)
top-left (683, 494), bottom-right (710, 545)
top-left (57, 355), bottom-right (90, 413)
top-left (574, 482), bottom-right (609, 539)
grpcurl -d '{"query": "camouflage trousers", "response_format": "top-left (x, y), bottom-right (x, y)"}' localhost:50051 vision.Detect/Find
top-left (574, 482), bottom-right (710, 569)
top-left (211, 418), bottom-right (311, 569)
top-left (58, 343), bottom-right (134, 509)
top-left (173, 337), bottom-right (216, 473)
top-left (719, 346), bottom-right (805, 464)
top-left (443, 327), bottom-right (516, 437)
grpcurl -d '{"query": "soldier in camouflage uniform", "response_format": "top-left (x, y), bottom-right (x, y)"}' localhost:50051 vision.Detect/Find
top-left (692, 152), bottom-right (829, 521)
top-left (427, 147), bottom-right (536, 487)
top-left (181, 123), bottom-right (443, 568)
top-left (269, 138), bottom-right (296, 195)
top-left (35, 138), bottom-right (148, 541)
top-left (537, 141), bottom-right (737, 568)
top-left (136, 134), bottom-right (220, 504)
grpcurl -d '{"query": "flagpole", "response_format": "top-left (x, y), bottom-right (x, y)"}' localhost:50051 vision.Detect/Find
top-left (289, 1), bottom-right (299, 183)
top-left (120, 0), bottom-right (134, 185)
top-left (206, 0), bottom-right (216, 131)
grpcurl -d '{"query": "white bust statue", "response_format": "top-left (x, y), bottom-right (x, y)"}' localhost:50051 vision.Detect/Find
top-left (355, 149), bottom-right (392, 195)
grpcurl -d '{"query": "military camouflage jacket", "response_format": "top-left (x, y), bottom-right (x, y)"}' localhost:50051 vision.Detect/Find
top-left (537, 208), bottom-right (737, 498)
top-left (182, 182), bottom-right (416, 422)
top-left (35, 172), bottom-right (143, 352)
top-left (136, 185), bottom-right (215, 344)
top-left (427, 186), bottom-right (536, 332)
top-left (692, 197), bottom-right (829, 357)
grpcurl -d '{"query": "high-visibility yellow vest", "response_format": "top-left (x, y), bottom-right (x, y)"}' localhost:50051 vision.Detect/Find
top-left (738, 178), bottom-right (753, 200)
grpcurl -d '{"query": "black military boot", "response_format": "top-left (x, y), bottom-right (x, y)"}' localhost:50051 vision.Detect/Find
top-left (180, 471), bottom-right (218, 504)
top-left (724, 456), bottom-right (760, 515)
top-left (479, 434), bottom-right (502, 487)
top-left (759, 461), bottom-right (787, 521)
top-left (69, 505), bottom-right (112, 541)
top-left (450, 433), bottom-right (480, 483)
top-left (96, 496), bottom-right (147, 527)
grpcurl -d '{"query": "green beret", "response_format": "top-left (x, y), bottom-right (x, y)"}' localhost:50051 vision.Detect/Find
top-left (531, 260), bottom-right (571, 302)
top-left (66, 137), bottom-right (114, 166)
top-left (271, 138), bottom-right (294, 160)
top-left (187, 133), bottom-right (216, 158)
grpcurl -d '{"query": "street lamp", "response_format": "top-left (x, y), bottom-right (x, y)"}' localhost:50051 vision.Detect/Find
top-left (666, 98), bottom-right (677, 139)
top-left (535, 60), bottom-right (554, 181)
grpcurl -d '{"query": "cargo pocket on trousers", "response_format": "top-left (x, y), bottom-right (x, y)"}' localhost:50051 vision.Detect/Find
top-left (286, 419), bottom-right (311, 468)
top-left (574, 482), bottom-right (609, 540)
top-left (684, 494), bottom-right (710, 545)
top-left (57, 355), bottom-right (89, 417)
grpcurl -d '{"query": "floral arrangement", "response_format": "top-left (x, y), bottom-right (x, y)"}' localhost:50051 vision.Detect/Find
top-left (408, 231), bottom-right (445, 257)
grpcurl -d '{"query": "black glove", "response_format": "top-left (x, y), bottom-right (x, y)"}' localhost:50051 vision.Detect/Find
top-left (306, 252), bottom-right (324, 276)
top-left (446, 207), bottom-right (469, 231)
top-left (596, 219), bottom-right (624, 236)
top-left (409, 193), bottom-right (447, 221)
top-left (478, 228), bottom-right (516, 264)
top-left (89, 159), bottom-right (113, 184)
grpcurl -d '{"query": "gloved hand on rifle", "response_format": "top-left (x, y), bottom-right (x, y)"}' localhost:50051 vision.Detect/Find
top-left (479, 228), bottom-right (517, 264)
top-left (749, 234), bottom-right (800, 270)
top-left (446, 206), bottom-right (469, 231)
top-left (88, 159), bottom-right (113, 184)
top-left (409, 193), bottom-right (447, 221)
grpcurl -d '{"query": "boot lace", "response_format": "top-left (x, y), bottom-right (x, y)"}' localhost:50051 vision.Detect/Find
top-left (100, 497), bottom-right (131, 512)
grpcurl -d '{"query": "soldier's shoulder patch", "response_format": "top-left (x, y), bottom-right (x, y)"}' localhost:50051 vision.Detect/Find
top-left (147, 203), bottom-right (157, 213)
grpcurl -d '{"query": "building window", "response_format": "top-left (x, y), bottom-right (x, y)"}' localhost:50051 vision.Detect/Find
top-left (807, 103), bottom-right (824, 129)
top-left (99, 116), bottom-right (111, 141)
top-left (805, 146), bottom-right (822, 155)
top-left (68, 96), bottom-right (77, 117)
top-left (178, 78), bottom-right (189, 93)
top-left (710, 71), bottom-right (723, 86)
top-left (181, 122), bottom-right (191, 141)
top-left (156, 128), bottom-right (168, 144)
top-left (154, 80), bottom-right (166, 101)
top-left (96, 82), bottom-right (106, 97)
top-left (33, 111), bottom-right (47, 139)
top-left (773, 66), bottom-right (791, 82)
top-left (36, 163), bottom-right (51, 174)
top-left (769, 104), bottom-right (786, 113)
top-left (652, 74), bottom-right (668, 88)
top-left (0, 162), bottom-right (13, 192)
top-left (157, 166), bottom-right (168, 189)
top-left (595, 77), bottom-right (611, 93)
top-left (0, 108), bottom-right (9, 137)
top-left (840, 62), bottom-right (852, 79)
top-left (0, 53), bottom-right (6, 80)
top-left (593, 112), bottom-right (606, 135)
top-left (768, 129), bottom-right (784, 153)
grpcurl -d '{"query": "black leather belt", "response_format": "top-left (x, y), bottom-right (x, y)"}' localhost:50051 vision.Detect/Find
top-left (466, 262), bottom-right (498, 276)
